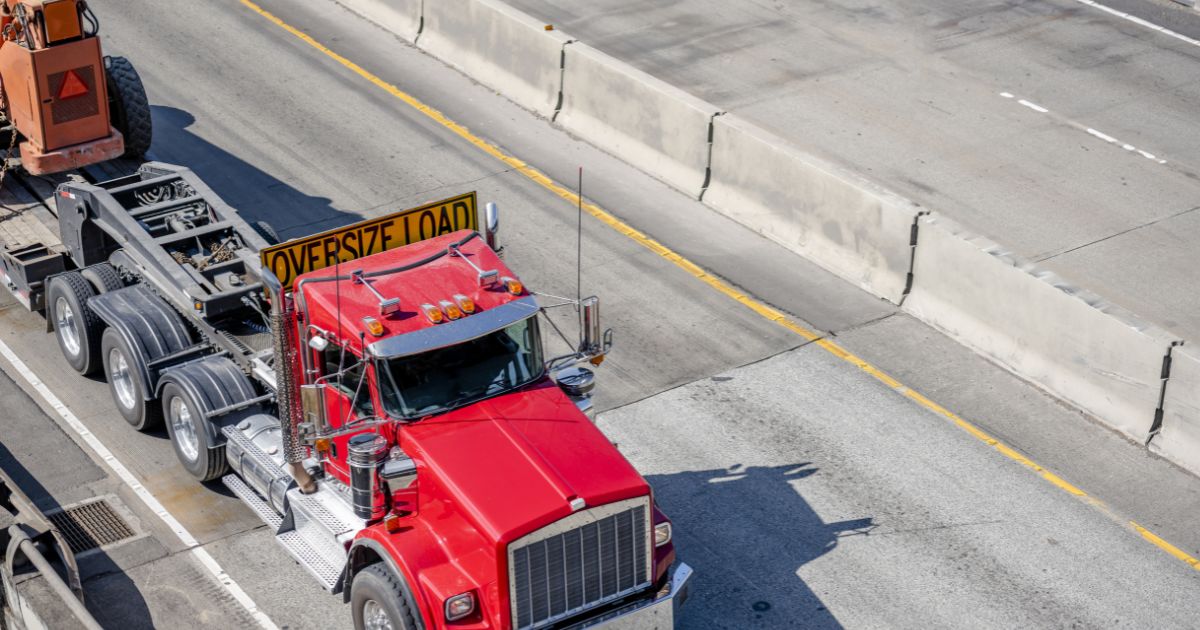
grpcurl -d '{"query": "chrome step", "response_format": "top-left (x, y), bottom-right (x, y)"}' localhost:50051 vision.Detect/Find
top-left (277, 529), bottom-right (342, 591)
top-left (222, 474), bottom-right (282, 530)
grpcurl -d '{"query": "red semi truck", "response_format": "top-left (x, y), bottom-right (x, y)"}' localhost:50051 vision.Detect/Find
top-left (0, 164), bottom-right (692, 628)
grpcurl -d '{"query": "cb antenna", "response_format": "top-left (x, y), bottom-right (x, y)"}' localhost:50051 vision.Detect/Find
top-left (576, 167), bottom-right (583, 312)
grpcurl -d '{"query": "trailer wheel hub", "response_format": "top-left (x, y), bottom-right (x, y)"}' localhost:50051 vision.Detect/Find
top-left (169, 396), bottom-right (199, 461)
top-left (55, 297), bottom-right (80, 356)
top-left (108, 347), bottom-right (137, 410)
top-left (362, 600), bottom-right (394, 630)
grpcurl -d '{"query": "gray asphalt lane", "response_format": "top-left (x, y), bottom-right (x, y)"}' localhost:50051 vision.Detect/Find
top-left (607, 346), bottom-right (1200, 628)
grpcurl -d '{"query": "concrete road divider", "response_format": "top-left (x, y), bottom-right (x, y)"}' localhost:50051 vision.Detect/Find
top-left (904, 213), bottom-right (1179, 442)
top-left (419, 0), bottom-right (573, 118)
top-left (332, 0), bottom-right (422, 42)
top-left (704, 115), bottom-right (919, 304)
top-left (558, 43), bottom-right (720, 197)
top-left (1152, 347), bottom-right (1200, 476)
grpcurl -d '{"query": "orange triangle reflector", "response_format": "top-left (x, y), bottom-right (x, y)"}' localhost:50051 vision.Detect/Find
top-left (57, 70), bottom-right (88, 100)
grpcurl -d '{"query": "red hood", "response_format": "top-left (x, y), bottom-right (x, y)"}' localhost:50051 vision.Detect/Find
top-left (400, 379), bottom-right (649, 544)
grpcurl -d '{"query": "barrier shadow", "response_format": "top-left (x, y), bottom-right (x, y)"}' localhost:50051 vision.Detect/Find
top-left (0, 439), bottom-right (154, 628)
top-left (648, 463), bottom-right (874, 629)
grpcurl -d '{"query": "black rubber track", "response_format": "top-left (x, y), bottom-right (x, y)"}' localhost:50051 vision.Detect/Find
top-left (105, 56), bottom-right (152, 158)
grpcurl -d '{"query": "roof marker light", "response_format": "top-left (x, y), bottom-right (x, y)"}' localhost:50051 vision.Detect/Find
top-left (440, 300), bottom-right (463, 321)
top-left (501, 276), bottom-right (523, 295)
top-left (453, 294), bottom-right (475, 314)
top-left (421, 303), bottom-right (444, 324)
top-left (362, 316), bottom-right (385, 337)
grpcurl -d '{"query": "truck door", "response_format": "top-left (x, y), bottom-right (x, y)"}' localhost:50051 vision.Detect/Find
top-left (320, 348), bottom-right (378, 481)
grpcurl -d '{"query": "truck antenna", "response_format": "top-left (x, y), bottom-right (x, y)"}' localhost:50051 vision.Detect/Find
top-left (576, 167), bottom-right (583, 313)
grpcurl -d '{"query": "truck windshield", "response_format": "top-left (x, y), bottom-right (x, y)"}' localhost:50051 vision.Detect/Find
top-left (377, 317), bottom-right (544, 418)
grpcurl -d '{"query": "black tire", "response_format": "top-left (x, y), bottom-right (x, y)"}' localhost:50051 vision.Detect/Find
top-left (351, 564), bottom-right (421, 630)
top-left (105, 56), bottom-right (152, 158)
top-left (47, 272), bottom-right (104, 375)
top-left (100, 328), bottom-right (161, 431)
top-left (81, 263), bottom-right (123, 294)
top-left (160, 382), bottom-right (227, 481)
top-left (252, 220), bottom-right (281, 246)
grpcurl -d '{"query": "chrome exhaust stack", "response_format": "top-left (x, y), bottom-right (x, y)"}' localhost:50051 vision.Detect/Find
top-left (262, 267), bottom-right (317, 494)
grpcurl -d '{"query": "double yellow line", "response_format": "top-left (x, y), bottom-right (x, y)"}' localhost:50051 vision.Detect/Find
top-left (240, 0), bottom-right (1198, 571)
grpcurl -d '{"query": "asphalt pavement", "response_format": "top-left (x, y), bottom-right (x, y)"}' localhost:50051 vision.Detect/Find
top-left (500, 0), bottom-right (1200, 343)
top-left (0, 0), bottom-right (1196, 627)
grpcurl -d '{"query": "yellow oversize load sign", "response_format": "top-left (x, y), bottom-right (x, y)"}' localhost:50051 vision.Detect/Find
top-left (260, 192), bottom-right (478, 291)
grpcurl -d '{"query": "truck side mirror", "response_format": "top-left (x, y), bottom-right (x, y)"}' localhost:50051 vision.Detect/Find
top-left (485, 202), bottom-right (502, 256)
top-left (579, 296), bottom-right (601, 355)
top-left (300, 383), bottom-right (329, 437)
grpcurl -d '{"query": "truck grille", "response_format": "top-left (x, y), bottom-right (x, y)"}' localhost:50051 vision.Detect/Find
top-left (508, 497), bottom-right (652, 630)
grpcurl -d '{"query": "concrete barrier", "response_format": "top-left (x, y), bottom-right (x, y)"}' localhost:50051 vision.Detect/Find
top-left (332, 0), bottom-right (423, 42)
top-left (558, 43), bottom-right (720, 197)
top-left (1152, 347), bottom-right (1200, 475)
top-left (904, 213), bottom-right (1178, 442)
top-left (419, 0), bottom-right (573, 118)
top-left (704, 115), bottom-right (919, 304)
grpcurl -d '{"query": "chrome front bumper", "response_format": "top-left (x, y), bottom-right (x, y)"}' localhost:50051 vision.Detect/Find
top-left (572, 563), bottom-right (693, 629)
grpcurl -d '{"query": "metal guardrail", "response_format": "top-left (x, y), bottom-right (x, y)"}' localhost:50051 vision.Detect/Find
top-left (0, 468), bottom-right (101, 630)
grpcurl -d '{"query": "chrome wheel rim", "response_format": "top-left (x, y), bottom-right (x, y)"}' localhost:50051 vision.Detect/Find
top-left (169, 396), bottom-right (199, 461)
top-left (108, 348), bottom-right (136, 410)
top-left (362, 600), bottom-right (393, 630)
top-left (56, 297), bottom-right (80, 356)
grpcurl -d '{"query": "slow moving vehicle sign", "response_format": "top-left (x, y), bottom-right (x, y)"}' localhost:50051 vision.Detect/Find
top-left (260, 192), bottom-right (478, 290)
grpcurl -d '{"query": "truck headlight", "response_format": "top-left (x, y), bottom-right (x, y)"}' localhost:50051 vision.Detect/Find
top-left (445, 592), bottom-right (475, 621)
top-left (654, 522), bottom-right (672, 547)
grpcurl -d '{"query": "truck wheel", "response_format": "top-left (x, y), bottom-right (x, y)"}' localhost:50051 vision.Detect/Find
top-left (101, 328), bottom-right (161, 431)
top-left (81, 263), bottom-right (124, 294)
top-left (161, 382), bottom-right (227, 482)
top-left (105, 56), bottom-right (152, 158)
top-left (47, 272), bottom-right (104, 375)
top-left (351, 564), bottom-right (420, 630)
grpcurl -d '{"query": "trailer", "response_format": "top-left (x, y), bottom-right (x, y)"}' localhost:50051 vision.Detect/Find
top-left (0, 163), bottom-right (692, 629)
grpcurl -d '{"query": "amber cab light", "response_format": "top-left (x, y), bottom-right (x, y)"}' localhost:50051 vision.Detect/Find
top-left (501, 276), bottom-right (523, 295)
top-left (453, 294), bottom-right (475, 314)
top-left (445, 592), bottom-right (475, 622)
top-left (362, 316), bottom-right (385, 337)
top-left (440, 299), bottom-right (463, 321)
top-left (421, 303), bottom-right (444, 324)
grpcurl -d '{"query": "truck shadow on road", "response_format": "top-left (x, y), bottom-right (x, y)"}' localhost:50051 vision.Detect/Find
top-left (648, 463), bottom-right (874, 629)
top-left (145, 105), bottom-right (363, 239)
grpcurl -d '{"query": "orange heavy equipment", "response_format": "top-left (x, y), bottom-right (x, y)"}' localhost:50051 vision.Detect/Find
top-left (0, 0), bottom-right (150, 175)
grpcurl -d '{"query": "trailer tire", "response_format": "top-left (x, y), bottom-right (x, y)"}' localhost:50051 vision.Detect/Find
top-left (81, 263), bottom-right (124, 294)
top-left (101, 328), bottom-right (162, 431)
top-left (252, 220), bottom-right (281, 246)
top-left (351, 564), bottom-right (421, 630)
top-left (47, 272), bottom-right (104, 375)
top-left (105, 56), bottom-right (152, 158)
top-left (161, 382), bottom-right (227, 482)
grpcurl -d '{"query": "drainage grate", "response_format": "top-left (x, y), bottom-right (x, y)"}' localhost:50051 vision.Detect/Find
top-left (46, 499), bottom-right (135, 554)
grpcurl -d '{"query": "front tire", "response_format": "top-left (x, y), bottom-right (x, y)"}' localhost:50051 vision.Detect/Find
top-left (47, 272), bottom-right (103, 375)
top-left (161, 382), bottom-right (227, 482)
top-left (351, 564), bottom-right (420, 630)
top-left (101, 328), bottom-right (161, 430)
top-left (105, 56), bottom-right (152, 157)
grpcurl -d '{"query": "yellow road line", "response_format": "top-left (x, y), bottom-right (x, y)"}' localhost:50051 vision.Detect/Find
top-left (241, 0), bottom-right (1197, 571)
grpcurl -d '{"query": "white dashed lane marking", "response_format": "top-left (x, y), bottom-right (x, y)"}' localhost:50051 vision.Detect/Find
top-left (1000, 91), bottom-right (1169, 165)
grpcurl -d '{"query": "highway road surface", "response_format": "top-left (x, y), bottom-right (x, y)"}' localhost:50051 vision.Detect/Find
top-left (0, 0), bottom-right (1197, 627)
